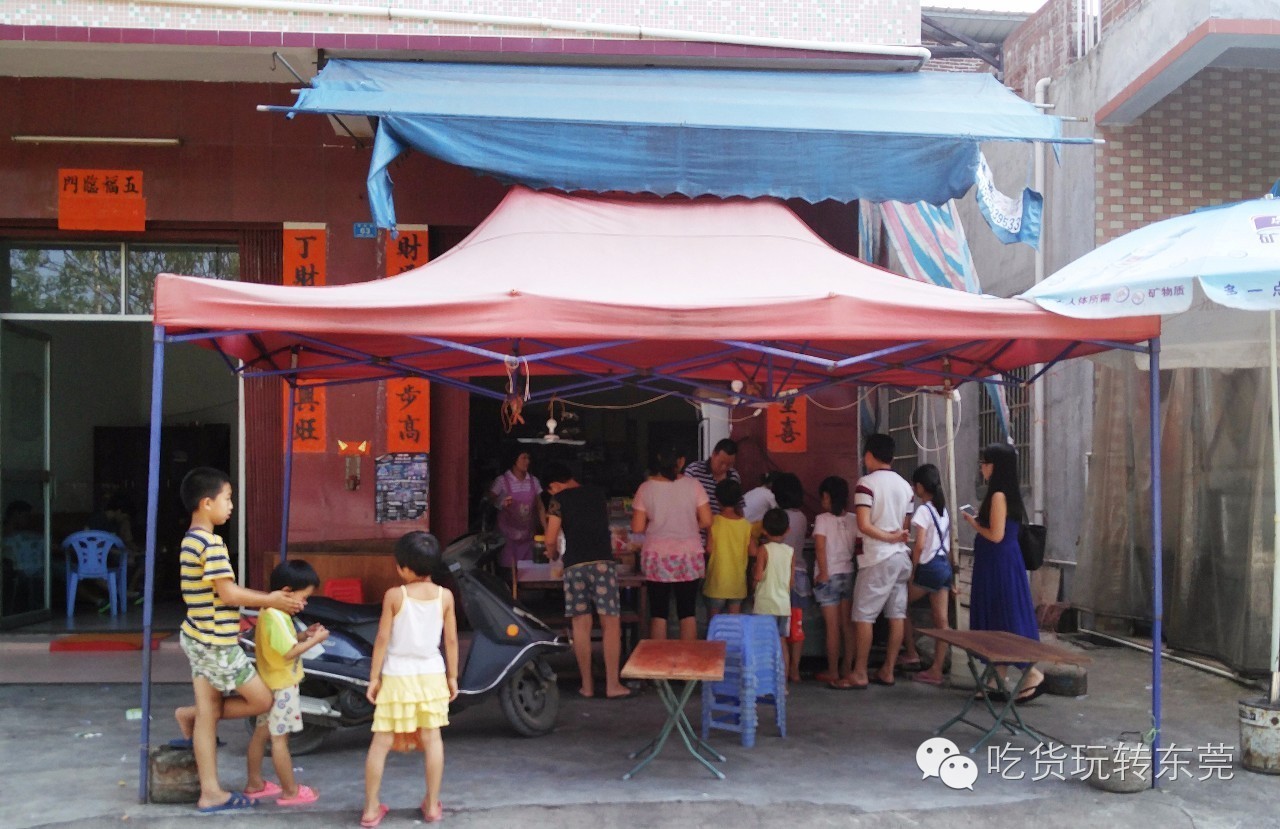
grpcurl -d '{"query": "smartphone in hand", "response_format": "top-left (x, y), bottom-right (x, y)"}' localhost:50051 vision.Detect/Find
top-left (959, 504), bottom-right (976, 516)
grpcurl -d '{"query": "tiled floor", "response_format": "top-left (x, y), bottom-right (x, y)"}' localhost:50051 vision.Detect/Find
top-left (3, 601), bottom-right (186, 635)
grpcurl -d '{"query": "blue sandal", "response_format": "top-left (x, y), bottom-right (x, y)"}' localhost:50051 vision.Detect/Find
top-left (196, 792), bottom-right (256, 814)
top-left (167, 737), bottom-right (226, 749)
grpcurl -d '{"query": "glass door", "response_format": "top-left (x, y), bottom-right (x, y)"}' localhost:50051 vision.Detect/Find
top-left (1, 322), bottom-right (52, 626)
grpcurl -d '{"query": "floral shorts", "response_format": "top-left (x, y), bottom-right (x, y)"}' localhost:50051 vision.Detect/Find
top-left (256, 685), bottom-right (303, 735)
top-left (563, 561), bottom-right (621, 617)
top-left (180, 633), bottom-right (256, 693)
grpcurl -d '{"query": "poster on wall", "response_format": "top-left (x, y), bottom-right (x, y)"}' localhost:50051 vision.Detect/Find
top-left (283, 223), bottom-right (327, 286)
top-left (765, 392), bottom-right (807, 453)
top-left (375, 452), bottom-right (429, 523)
top-left (386, 378), bottom-right (430, 453)
top-left (57, 168), bottom-right (146, 231)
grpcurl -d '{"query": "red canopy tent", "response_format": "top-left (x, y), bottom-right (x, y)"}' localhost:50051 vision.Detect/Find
top-left (138, 188), bottom-right (1161, 798)
top-left (154, 188), bottom-right (1158, 401)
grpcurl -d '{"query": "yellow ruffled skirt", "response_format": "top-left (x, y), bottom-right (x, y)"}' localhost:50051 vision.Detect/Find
top-left (372, 673), bottom-right (451, 752)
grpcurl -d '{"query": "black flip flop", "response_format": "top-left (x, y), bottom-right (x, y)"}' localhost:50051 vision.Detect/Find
top-left (1014, 684), bottom-right (1046, 705)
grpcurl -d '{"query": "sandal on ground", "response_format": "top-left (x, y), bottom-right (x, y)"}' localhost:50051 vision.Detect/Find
top-left (897, 659), bottom-right (923, 672)
top-left (870, 675), bottom-right (896, 687)
top-left (243, 780), bottom-right (282, 799)
top-left (911, 673), bottom-right (944, 686)
top-left (1014, 684), bottom-right (1047, 705)
top-left (196, 792), bottom-right (256, 814)
top-left (813, 671), bottom-right (839, 683)
top-left (167, 737), bottom-right (226, 749)
top-left (828, 678), bottom-right (868, 691)
top-left (277, 785), bottom-right (318, 806)
top-left (422, 800), bottom-right (444, 823)
top-left (360, 804), bottom-right (390, 828)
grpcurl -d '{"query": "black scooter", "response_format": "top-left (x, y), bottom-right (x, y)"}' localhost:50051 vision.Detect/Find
top-left (240, 532), bottom-right (569, 754)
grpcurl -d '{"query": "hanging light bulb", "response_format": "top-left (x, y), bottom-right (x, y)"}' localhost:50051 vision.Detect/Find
top-left (546, 417), bottom-right (558, 435)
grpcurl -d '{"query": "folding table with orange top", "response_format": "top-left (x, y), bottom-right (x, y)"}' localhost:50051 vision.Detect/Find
top-left (620, 639), bottom-right (727, 780)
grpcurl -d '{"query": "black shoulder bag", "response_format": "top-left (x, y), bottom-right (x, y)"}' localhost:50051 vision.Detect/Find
top-left (1018, 508), bottom-right (1046, 572)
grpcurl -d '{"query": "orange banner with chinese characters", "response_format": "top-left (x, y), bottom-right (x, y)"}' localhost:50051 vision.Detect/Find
top-left (766, 393), bottom-right (807, 453)
top-left (286, 383), bottom-right (327, 454)
top-left (385, 225), bottom-right (429, 276)
top-left (386, 378), bottom-right (430, 452)
top-left (283, 224), bottom-right (327, 286)
top-left (57, 169), bottom-right (146, 231)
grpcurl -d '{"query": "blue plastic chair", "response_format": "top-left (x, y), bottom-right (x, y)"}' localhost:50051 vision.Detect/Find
top-left (62, 531), bottom-right (125, 618)
top-left (701, 614), bottom-right (787, 748)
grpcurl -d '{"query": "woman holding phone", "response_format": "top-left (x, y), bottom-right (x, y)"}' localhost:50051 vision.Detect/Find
top-left (961, 443), bottom-right (1044, 703)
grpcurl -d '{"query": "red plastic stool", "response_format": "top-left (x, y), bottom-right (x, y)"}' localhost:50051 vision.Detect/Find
top-left (321, 578), bottom-right (364, 604)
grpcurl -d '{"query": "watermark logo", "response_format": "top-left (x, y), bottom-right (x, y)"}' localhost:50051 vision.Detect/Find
top-left (916, 737), bottom-right (978, 790)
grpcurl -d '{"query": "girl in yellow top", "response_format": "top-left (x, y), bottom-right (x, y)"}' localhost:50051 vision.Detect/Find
top-left (703, 479), bottom-right (756, 617)
top-left (245, 560), bottom-right (329, 806)
top-left (361, 532), bottom-right (458, 828)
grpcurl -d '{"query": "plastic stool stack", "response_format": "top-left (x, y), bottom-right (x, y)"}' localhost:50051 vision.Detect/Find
top-left (701, 614), bottom-right (787, 748)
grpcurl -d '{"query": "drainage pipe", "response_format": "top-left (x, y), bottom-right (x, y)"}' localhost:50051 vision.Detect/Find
top-left (1079, 627), bottom-right (1254, 686)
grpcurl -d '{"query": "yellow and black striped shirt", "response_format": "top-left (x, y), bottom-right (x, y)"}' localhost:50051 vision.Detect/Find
top-left (179, 529), bottom-right (240, 645)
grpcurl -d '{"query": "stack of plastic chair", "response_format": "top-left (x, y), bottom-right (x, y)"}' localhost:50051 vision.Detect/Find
top-left (701, 614), bottom-right (787, 748)
top-left (62, 530), bottom-right (125, 618)
top-left (321, 577), bottom-right (364, 604)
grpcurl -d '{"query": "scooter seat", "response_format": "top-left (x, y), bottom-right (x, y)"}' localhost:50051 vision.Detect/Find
top-left (301, 595), bottom-right (382, 626)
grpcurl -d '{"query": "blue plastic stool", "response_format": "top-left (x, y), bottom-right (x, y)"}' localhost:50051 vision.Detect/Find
top-left (701, 614), bottom-right (787, 747)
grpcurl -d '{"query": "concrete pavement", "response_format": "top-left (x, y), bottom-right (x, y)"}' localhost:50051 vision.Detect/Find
top-left (2, 634), bottom-right (1277, 829)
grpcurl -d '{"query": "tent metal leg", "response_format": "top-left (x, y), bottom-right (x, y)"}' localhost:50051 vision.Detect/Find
top-left (1269, 311), bottom-right (1280, 704)
top-left (280, 382), bottom-right (296, 563)
top-left (1148, 336), bottom-right (1163, 787)
top-left (138, 327), bottom-right (166, 803)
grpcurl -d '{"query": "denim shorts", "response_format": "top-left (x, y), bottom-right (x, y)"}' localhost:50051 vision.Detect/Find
top-left (813, 572), bottom-right (854, 607)
top-left (913, 555), bottom-right (953, 592)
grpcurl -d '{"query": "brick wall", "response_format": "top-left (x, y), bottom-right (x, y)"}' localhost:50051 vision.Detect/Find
top-left (1094, 67), bottom-right (1280, 243)
top-left (1002, 0), bottom-right (1077, 97)
top-left (1101, 0), bottom-right (1145, 32)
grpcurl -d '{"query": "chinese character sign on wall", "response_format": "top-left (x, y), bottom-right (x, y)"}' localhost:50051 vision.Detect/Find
top-left (57, 168), bottom-right (145, 231)
top-left (286, 382), bottom-right (327, 454)
top-left (283, 224), bottom-right (327, 286)
top-left (386, 378), bottom-right (430, 453)
top-left (766, 392), bottom-right (807, 453)
top-left (385, 225), bottom-right (429, 276)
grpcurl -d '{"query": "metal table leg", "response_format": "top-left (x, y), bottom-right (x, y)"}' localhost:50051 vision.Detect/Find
top-left (936, 655), bottom-right (1055, 753)
top-left (623, 680), bottom-right (724, 780)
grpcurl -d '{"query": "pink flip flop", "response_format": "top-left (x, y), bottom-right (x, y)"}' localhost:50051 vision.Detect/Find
top-left (277, 784), bottom-right (318, 806)
top-left (422, 800), bottom-right (445, 823)
top-left (244, 781), bottom-right (282, 800)
top-left (360, 804), bottom-right (390, 828)
top-left (911, 673), bottom-right (944, 686)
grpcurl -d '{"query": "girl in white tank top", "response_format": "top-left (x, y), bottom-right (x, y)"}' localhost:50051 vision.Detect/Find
top-left (362, 532), bottom-right (458, 827)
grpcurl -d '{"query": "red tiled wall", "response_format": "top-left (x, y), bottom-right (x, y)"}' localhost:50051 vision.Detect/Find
top-left (1094, 67), bottom-right (1280, 243)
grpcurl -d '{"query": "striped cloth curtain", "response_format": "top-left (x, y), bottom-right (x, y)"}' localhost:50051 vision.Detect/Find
top-left (877, 200), bottom-right (1011, 443)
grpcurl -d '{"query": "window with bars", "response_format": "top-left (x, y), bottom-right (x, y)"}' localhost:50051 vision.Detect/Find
top-left (1, 242), bottom-right (238, 316)
top-left (978, 368), bottom-right (1033, 489)
top-left (886, 390), bottom-right (920, 480)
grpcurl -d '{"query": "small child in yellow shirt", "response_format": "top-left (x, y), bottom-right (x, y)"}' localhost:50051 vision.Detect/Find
top-left (244, 560), bottom-right (329, 805)
top-left (703, 479), bottom-right (756, 618)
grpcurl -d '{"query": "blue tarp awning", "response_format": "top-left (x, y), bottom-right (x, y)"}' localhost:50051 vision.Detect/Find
top-left (285, 59), bottom-right (1088, 229)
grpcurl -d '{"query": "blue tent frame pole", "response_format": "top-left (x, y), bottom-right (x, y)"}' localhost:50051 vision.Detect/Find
top-left (280, 382), bottom-right (296, 563)
top-left (1149, 336), bottom-right (1164, 787)
top-left (138, 326), bottom-right (166, 803)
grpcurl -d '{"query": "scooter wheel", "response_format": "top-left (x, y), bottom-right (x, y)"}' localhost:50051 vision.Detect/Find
top-left (499, 657), bottom-right (560, 737)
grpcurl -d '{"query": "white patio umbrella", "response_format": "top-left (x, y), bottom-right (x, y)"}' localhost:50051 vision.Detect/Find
top-left (1020, 191), bottom-right (1280, 703)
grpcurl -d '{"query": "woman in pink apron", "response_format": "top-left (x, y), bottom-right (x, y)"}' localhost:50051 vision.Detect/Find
top-left (488, 451), bottom-right (546, 584)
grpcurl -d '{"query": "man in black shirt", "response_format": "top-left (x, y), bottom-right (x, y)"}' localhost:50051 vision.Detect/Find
top-left (543, 462), bottom-right (631, 699)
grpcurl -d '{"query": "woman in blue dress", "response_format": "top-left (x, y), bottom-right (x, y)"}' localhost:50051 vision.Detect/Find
top-left (961, 442), bottom-right (1044, 703)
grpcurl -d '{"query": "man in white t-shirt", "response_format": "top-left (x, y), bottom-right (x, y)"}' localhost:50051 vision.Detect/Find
top-left (848, 433), bottom-right (913, 688)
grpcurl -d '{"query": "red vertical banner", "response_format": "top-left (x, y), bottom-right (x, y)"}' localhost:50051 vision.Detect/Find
top-left (386, 378), bottom-right (431, 452)
top-left (766, 392), bottom-right (807, 453)
top-left (286, 382), bottom-right (327, 454)
top-left (385, 225), bottom-right (429, 276)
top-left (283, 223), bottom-right (327, 286)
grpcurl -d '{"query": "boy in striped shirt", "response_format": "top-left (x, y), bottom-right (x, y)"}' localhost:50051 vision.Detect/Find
top-left (172, 467), bottom-right (305, 814)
